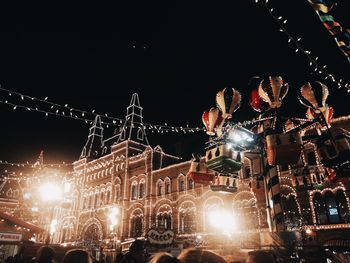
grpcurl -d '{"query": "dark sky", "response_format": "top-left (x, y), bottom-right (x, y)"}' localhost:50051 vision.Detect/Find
top-left (0, 1), bottom-right (349, 165)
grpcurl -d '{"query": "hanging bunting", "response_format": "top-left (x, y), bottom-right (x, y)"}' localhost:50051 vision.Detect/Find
top-left (255, 0), bottom-right (350, 93)
top-left (308, 0), bottom-right (350, 62)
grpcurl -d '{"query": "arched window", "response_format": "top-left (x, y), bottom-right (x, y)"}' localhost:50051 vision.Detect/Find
top-left (307, 152), bottom-right (317, 165)
top-left (157, 213), bottom-right (172, 230)
top-left (179, 202), bottom-right (196, 234)
top-left (180, 211), bottom-right (196, 234)
top-left (139, 182), bottom-right (145, 198)
top-left (165, 180), bottom-right (171, 194)
top-left (188, 179), bottom-right (194, 190)
top-left (100, 189), bottom-right (105, 206)
top-left (325, 191), bottom-right (340, 224)
top-left (164, 214), bottom-right (172, 230)
top-left (131, 182), bottom-right (137, 200)
top-left (313, 190), bottom-right (350, 225)
top-left (106, 190), bottom-right (111, 204)
top-left (157, 180), bottom-right (164, 196)
top-left (336, 190), bottom-right (350, 223)
top-left (131, 216), bottom-right (143, 237)
top-left (314, 192), bottom-right (328, 224)
top-left (178, 176), bottom-right (185, 192)
top-left (114, 185), bottom-right (120, 202)
top-left (281, 195), bottom-right (301, 230)
top-left (137, 128), bottom-right (144, 140)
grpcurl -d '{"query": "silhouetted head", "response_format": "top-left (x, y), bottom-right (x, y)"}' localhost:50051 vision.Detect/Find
top-left (62, 249), bottom-right (92, 263)
top-left (177, 248), bottom-right (227, 263)
top-left (36, 246), bottom-right (55, 263)
top-left (149, 252), bottom-right (179, 263)
top-left (129, 240), bottom-right (145, 253)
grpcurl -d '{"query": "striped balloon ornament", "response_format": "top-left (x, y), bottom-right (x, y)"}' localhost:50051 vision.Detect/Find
top-left (215, 87), bottom-right (241, 119)
top-left (258, 76), bottom-right (289, 109)
top-left (202, 108), bottom-right (224, 136)
top-left (299, 81), bottom-right (329, 111)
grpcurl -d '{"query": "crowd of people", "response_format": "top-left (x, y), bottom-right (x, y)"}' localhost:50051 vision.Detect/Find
top-left (4, 240), bottom-right (276, 263)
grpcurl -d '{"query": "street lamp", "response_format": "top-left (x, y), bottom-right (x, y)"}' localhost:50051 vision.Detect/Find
top-left (39, 182), bottom-right (62, 244)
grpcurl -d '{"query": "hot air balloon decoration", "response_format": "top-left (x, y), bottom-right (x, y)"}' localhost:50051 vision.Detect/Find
top-left (258, 76), bottom-right (289, 109)
top-left (205, 143), bottom-right (243, 174)
top-left (306, 105), bottom-right (334, 128)
top-left (299, 81), bottom-right (329, 112)
top-left (216, 87), bottom-right (241, 119)
top-left (202, 108), bottom-right (225, 136)
top-left (250, 88), bottom-right (271, 113)
top-left (187, 155), bottom-right (215, 186)
top-left (317, 127), bottom-right (350, 168)
top-left (265, 132), bottom-right (303, 166)
top-left (210, 175), bottom-right (237, 193)
top-left (249, 76), bottom-right (270, 113)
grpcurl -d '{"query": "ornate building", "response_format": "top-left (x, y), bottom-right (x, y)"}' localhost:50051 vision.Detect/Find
top-left (53, 93), bottom-right (350, 255)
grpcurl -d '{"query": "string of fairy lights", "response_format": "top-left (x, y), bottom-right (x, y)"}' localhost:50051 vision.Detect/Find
top-left (0, 160), bottom-right (71, 168)
top-left (0, 169), bottom-right (73, 182)
top-left (0, 86), bottom-right (205, 132)
top-left (255, 0), bottom-right (350, 93)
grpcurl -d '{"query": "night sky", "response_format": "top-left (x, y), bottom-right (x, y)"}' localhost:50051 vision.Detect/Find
top-left (0, 1), bottom-right (349, 166)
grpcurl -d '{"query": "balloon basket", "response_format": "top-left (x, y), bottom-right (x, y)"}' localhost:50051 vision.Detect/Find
top-left (188, 172), bottom-right (215, 186)
top-left (206, 155), bottom-right (242, 174)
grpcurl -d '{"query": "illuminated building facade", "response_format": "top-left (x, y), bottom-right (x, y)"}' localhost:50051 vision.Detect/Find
top-left (53, 94), bottom-right (350, 252)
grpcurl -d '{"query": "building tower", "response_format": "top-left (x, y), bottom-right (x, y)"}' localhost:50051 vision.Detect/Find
top-left (80, 115), bottom-right (104, 159)
top-left (117, 93), bottom-right (149, 145)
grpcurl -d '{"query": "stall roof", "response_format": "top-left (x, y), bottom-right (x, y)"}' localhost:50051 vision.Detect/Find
top-left (0, 211), bottom-right (45, 233)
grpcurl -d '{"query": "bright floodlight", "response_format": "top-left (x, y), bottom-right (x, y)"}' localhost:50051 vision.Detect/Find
top-left (109, 207), bottom-right (119, 226)
top-left (50, 219), bottom-right (58, 234)
top-left (39, 183), bottom-right (62, 202)
top-left (208, 209), bottom-right (235, 233)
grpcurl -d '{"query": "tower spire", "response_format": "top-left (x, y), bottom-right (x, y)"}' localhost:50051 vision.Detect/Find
top-left (33, 150), bottom-right (44, 169)
top-left (80, 115), bottom-right (104, 159)
top-left (117, 93), bottom-right (149, 145)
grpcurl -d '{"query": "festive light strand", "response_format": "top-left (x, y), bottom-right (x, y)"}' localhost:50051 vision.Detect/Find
top-left (0, 160), bottom-right (71, 167)
top-left (0, 170), bottom-right (74, 182)
top-left (0, 87), bottom-right (205, 133)
top-left (256, 0), bottom-right (350, 93)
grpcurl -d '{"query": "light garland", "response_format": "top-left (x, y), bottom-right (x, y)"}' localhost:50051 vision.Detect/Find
top-left (0, 170), bottom-right (73, 182)
top-left (0, 160), bottom-right (71, 167)
top-left (0, 87), bottom-right (205, 133)
top-left (255, 0), bottom-right (350, 93)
